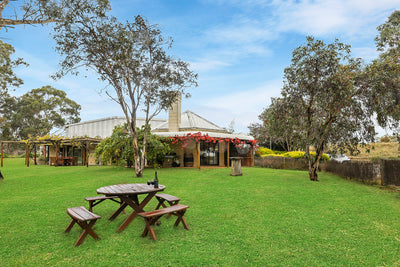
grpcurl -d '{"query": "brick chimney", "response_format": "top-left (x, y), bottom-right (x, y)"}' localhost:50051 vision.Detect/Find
top-left (168, 93), bottom-right (181, 132)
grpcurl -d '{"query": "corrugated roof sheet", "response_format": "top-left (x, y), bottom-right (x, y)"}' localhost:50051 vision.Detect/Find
top-left (153, 110), bottom-right (227, 133)
top-left (64, 111), bottom-right (253, 140)
top-left (154, 131), bottom-right (254, 140)
top-left (65, 116), bottom-right (166, 139)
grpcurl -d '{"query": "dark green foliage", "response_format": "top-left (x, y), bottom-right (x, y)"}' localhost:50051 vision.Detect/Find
top-left (95, 124), bottom-right (172, 168)
top-left (265, 36), bottom-right (375, 181)
top-left (251, 97), bottom-right (302, 151)
top-left (1, 86), bottom-right (81, 140)
top-left (365, 10), bottom-right (400, 130)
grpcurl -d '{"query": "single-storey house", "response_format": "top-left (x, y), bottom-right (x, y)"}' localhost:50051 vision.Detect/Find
top-left (63, 97), bottom-right (256, 167)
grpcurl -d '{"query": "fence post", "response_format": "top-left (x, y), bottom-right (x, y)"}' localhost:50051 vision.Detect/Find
top-left (380, 159), bottom-right (386, 185)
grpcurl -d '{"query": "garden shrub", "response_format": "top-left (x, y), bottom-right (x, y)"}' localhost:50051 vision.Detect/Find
top-left (283, 151), bottom-right (305, 159)
top-left (257, 147), bottom-right (274, 155)
top-left (258, 149), bottom-right (329, 161)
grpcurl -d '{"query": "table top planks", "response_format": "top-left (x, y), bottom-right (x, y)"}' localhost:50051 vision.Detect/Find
top-left (97, 183), bottom-right (165, 196)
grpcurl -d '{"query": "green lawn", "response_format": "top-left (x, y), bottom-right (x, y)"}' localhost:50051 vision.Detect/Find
top-left (0, 158), bottom-right (400, 266)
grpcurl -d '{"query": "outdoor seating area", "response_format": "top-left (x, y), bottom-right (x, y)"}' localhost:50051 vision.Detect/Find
top-left (50, 156), bottom-right (78, 166)
top-left (64, 182), bottom-right (189, 246)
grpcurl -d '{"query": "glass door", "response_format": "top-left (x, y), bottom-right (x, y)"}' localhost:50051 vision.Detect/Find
top-left (200, 142), bottom-right (219, 166)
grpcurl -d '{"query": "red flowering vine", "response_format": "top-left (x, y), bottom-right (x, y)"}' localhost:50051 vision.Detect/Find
top-left (170, 132), bottom-right (258, 150)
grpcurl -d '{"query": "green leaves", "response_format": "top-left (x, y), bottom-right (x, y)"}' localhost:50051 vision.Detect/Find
top-left (375, 10), bottom-right (400, 54)
top-left (265, 36), bottom-right (375, 180)
top-left (95, 124), bottom-right (172, 168)
top-left (0, 86), bottom-right (81, 140)
top-left (366, 10), bottom-right (400, 130)
top-left (0, 41), bottom-right (28, 97)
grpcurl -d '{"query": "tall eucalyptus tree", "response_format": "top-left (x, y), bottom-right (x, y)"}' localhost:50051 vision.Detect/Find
top-left (274, 37), bottom-right (375, 181)
top-left (53, 11), bottom-right (197, 177)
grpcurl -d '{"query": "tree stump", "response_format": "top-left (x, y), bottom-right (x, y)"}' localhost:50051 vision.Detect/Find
top-left (230, 157), bottom-right (242, 176)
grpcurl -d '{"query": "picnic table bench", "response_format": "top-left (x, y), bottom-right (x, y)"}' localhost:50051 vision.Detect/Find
top-left (155, 193), bottom-right (180, 209)
top-left (64, 206), bottom-right (101, 247)
top-left (85, 195), bottom-right (122, 212)
top-left (138, 204), bottom-right (189, 240)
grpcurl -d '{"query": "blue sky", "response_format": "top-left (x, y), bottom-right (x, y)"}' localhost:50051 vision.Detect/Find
top-left (2, 0), bottom-right (400, 135)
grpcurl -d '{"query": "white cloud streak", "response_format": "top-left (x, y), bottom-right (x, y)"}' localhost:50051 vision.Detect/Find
top-left (187, 80), bottom-right (283, 132)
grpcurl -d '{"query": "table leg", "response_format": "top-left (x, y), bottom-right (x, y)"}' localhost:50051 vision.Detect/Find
top-left (116, 192), bottom-right (157, 232)
top-left (109, 202), bottom-right (128, 221)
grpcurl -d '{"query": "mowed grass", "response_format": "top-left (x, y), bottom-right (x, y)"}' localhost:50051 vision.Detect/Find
top-left (1, 158), bottom-right (400, 266)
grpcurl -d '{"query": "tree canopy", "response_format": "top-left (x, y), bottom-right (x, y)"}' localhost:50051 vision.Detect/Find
top-left (251, 97), bottom-right (301, 151)
top-left (95, 124), bottom-right (172, 168)
top-left (365, 10), bottom-right (400, 131)
top-left (53, 12), bottom-right (197, 177)
top-left (0, 86), bottom-right (80, 140)
top-left (268, 36), bottom-right (375, 181)
top-left (0, 0), bottom-right (110, 30)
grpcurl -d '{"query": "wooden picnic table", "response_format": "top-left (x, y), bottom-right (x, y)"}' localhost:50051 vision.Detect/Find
top-left (96, 183), bottom-right (165, 232)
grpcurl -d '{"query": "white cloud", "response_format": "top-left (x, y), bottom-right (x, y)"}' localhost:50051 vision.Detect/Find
top-left (352, 46), bottom-right (380, 62)
top-left (206, 81), bottom-right (281, 110)
top-left (271, 0), bottom-right (400, 37)
top-left (190, 59), bottom-right (231, 72)
top-left (194, 0), bottom-right (398, 72)
top-left (206, 0), bottom-right (399, 39)
top-left (186, 80), bottom-right (283, 133)
top-left (194, 15), bottom-right (276, 68)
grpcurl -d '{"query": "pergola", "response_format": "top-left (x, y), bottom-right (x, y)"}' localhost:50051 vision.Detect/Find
top-left (0, 137), bottom-right (102, 167)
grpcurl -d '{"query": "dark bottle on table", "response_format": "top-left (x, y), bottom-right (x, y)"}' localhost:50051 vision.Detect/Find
top-left (154, 171), bottom-right (159, 188)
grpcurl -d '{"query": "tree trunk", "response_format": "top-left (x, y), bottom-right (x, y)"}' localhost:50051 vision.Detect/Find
top-left (140, 132), bottom-right (147, 174)
top-left (131, 128), bottom-right (143, 178)
top-left (308, 143), bottom-right (325, 181)
top-left (134, 148), bottom-right (142, 177)
top-left (309, 162), bottom-right (319, 181)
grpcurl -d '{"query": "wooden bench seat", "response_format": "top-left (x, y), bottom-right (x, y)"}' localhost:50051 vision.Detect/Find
top-left (138, 204), bottom-right (189, 240)
top-left (85, 195), bottom-right (122, 212)
top-left (65, 206), bottom-right (101, 247)
top-left (155, 193), bottom-right (180, 208)
top-left (155, 193), bottom-right (180, 218)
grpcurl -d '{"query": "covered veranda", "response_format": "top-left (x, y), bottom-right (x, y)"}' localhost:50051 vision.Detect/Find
top-left (0, 137), bottom-right (101, 167)
top-left (156, 131), bottom-right (257, 168)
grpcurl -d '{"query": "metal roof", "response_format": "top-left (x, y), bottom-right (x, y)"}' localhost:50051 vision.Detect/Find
top-left (63, 111), bottom-right (253, 140)
top-left (154, 131), bottom-right (254, 141)
top-left (152, 110), bottom-right (227, 133)
top-left (64, 116), bottom-right (166, 139)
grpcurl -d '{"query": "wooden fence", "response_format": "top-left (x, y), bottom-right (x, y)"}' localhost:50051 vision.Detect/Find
top-left (255, 156), bottom-right (400, 186)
